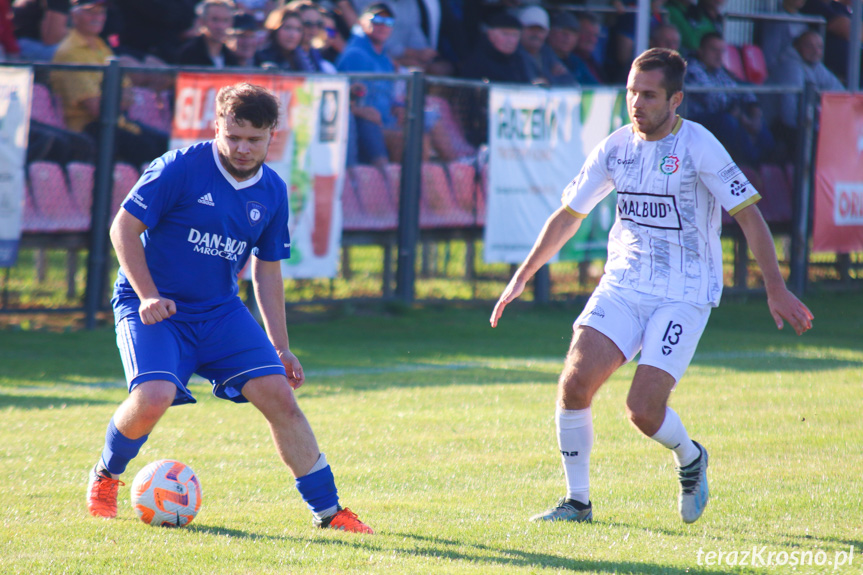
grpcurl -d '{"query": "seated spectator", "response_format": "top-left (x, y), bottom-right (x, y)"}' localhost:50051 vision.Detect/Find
top-left (767, 29), bottom-right (844, 154)
top-left (229, 12), bottom-right (263, 67)
top-left (177, 0), bottom-right (239, 67)
top-left (336, 2), bottom-right (397, 169)
top-left (0, 0), bottom-right (19, 60)
top-left (12, 0), bottom-right (68, 61)
top-left (50, 0), bottom-right (168, 167)
top-left (27, 120), bottom-right (96, 165)
top-left (759, 0), bottom-right (809, 74)
top-left (573, 12), bottom-right (607, 84)
top-left (666, 0), bottom-right (724, 55)
top-left (284, 1), bottom-right (337, 72)
top-left (547, 11), bottom-right (601, 86)
top-left (354, 0), bottom-right (439, 70)
top-left (801, 0), bottom-right (859, 84)
top-left (684, 32), bottom-right (776, 165)
top-left (254, 8), bottom-right (306, 70)
top-left (112, 0), bottom-right (198, 64)
top-left (650, 21), bottom-right (682, 51)
top-left (320, 6), bottom-right (350, 66)
top-left (607, 0), bottom-right (668, 82)
top-left (517, 5), bottom-right (577, 86)
top-left (459, 11), bottom-right (532, 83)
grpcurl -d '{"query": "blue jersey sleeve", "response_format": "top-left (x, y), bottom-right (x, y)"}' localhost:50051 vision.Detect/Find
top-left (252, 177), bottom-right (291, 262)
top-left (121, 151), bottom-right (185, 229)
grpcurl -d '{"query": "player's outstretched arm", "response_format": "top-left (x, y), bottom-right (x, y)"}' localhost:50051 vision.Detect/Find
top-left (733, 205), bottom-right (814, 335)
top-left (109, 209), bottom-right (176, 325)
top-left (252, 257), bottom-right (305, 389)
top-left (490, 207), bottom-right (583, 328)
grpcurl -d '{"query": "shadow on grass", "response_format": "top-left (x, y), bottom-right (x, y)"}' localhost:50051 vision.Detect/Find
top-left (0, 393), bottom-right (114, 410)
top-left (188, 524), bottom-right (737, 574)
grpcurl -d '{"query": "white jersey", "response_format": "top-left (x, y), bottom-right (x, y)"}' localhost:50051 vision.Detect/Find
top-left (562, 117), bottom-right (760, 306)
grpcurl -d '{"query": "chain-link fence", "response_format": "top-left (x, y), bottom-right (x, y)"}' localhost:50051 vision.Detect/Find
top-left (1, 63), bottom-right (859, 326)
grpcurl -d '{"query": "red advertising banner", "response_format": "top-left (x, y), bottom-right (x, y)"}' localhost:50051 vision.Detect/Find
top-left (813, 93), bottom-right (863, 253)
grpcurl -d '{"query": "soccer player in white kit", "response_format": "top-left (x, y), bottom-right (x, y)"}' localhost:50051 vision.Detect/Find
top-left (490, 48), bottom-right (814, 524)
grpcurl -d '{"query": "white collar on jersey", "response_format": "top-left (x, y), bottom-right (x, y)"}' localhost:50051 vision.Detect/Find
top-left (211, 141), bottom-right (264, 190)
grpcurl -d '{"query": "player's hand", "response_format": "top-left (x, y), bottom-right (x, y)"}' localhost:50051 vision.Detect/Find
top-left (766, 286), bottom-right (814, 336)
top-left (490, 276), bottom-right (527, 328)
top-left (138, 296), bottom-right (176, 325)
top-left (278, 349), bottom-right (305, 390)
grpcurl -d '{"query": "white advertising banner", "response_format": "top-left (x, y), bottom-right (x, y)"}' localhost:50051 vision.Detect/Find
top-left (484, 87), bottom-right (627, 264)
top-left (171, 73), bottom-right (349, 279)
top-left (0, 67), bottom-right (33, 267)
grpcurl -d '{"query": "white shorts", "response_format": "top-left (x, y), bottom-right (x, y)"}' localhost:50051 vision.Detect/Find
top-left (573, 282), bottom-right (711, 382)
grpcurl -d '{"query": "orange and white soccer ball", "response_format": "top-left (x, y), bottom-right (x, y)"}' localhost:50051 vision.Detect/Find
top-left (131, 459), bottom-right (202, 527)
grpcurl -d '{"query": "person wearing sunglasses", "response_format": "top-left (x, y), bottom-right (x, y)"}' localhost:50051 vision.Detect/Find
top-left (282, 0), bottom-right (336, 72)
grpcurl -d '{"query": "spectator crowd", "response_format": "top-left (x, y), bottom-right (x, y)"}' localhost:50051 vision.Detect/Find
top-left (0, 0), bottom-right (849, 177)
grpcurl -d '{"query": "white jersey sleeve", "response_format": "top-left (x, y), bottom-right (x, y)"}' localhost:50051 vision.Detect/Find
top-left (560, 132), bottom-right (617, 218)
top-left (690, 124), bottom-right (761, 216)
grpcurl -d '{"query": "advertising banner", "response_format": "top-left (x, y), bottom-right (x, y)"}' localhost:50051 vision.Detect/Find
top-left (813, 93), bottom-right (863, 253)
top-left (0, 67), bottom-right (33, 267)
top-left (172, 73), bottom-right (349, 278)
top-left (484, 87), bottom-right (627, 264)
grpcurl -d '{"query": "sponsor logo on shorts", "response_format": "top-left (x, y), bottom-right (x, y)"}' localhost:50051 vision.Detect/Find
top-left (617, 192), bottom-right (682, 230)
top-left (588, 306), bottom-right (605, 318)
top-left (187, 228), bottom-right (247, 261)
top-left (662, 345), bottom-right (673, 356)
top-left (718, 162), bottom-right (742, 183)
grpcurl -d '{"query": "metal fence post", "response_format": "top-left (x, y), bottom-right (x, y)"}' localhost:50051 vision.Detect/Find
top-left (84, 58), bottom-right (121, 329)
top-left (789, 82), bottom-right (817, 296)
top-left (395, 70), bottom-right (425, 304)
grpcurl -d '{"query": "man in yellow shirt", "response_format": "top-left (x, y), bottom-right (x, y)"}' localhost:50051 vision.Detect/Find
top-left (50, 0), bottom-right (167, 167)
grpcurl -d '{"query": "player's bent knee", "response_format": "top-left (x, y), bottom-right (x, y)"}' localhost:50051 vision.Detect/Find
top-left (557, 376), bottom-right (595, 410)
top-left (625, 401), bottom-right (662, 435)
top-left (130, 380), bottom-right (176, 420)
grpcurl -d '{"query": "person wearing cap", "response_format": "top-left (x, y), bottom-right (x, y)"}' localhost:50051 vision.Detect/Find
top-left (517, 5), bottom-right (577, 86)
top-left (459, 11), bottom-right (532, 84)
top-left (50, 0), bottom-right (168, 167)
top-left (548, 10), bottom-right (601, 86)
top-left (354, 0), bottom-right (439, 70)
top-left (177, 0), bottom-right (240, 67)
top-left (230, 12), bottom-right (263, 67)
top-left (336, 3), bottom-right (397, 169)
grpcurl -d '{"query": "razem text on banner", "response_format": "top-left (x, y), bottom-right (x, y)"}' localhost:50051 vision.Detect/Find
top-left (813, 92), bottom-right (863, 253)
top-left (172, 73), bottom-right (349, 279)
top-left (0, 67), bottom-right (33, 267)
top-left (483, 87), bottom-right (627, 264)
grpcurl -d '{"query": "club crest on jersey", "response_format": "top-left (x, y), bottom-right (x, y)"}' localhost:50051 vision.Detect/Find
top-left (659, 155), bottom-right (680, 175)
top-left (247, 201), bottom-right (266, 227)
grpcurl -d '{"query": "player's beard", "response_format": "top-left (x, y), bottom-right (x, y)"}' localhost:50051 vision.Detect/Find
top-left (217, 149), bottom-right (265, 181)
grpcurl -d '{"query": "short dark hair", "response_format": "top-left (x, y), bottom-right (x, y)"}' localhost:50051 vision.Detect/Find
top-left (216, 83), bottom-right (280, 130)
top-left (631, 48), bottom-right (687, 97)
top-left (698, 31), bottom-right (724, 50)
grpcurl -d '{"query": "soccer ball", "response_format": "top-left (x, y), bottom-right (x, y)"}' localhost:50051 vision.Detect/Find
top-left (130, 459), bottom-right (202, 527)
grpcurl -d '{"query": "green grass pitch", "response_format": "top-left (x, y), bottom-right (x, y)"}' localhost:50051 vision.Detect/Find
top-left (0, 290), bottom-right (861, 574)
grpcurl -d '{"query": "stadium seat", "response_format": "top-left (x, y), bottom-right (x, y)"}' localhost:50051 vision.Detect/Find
top-left (447, 161), bottom-right (484, 226)
top-left (340, 170), bottom-right (366, 231)
top-left (351, 164), bottom-right (397, 230)
top-left (27, 161), bottom-right (88, 232)
top-left (67, 162), bottom-right (95, 221)
top-left (723, 43), bottom-right (746, 82)
top-left (31, 83), bottom-right (66, 129)
top-left (419, 162), bottom-right (470, 228)
top-left (127, 87), bottom-right (172, 133)
top-left (111, 163), bottom-right (140, 217)
top-left (757, 163), bottom-right (792, 225)
top-left (21, 183), bottom-right (42, 233)
top-left (741, 44), bottom-right (768, 85)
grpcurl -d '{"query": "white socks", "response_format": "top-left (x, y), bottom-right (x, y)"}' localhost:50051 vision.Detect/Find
top-left (556, 407), bottom-right (593, 505)
top-left (650, 407), bottom-right (700, 467)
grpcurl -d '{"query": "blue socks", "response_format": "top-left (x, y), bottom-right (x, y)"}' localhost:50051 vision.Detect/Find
top-left (99, 418), bottom-right (148, 476)
top-left (295, 454), bottom-right (339, 520)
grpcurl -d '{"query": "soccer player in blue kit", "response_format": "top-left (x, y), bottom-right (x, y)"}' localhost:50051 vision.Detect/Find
top-left (86, 83), bottom-right (373, 533)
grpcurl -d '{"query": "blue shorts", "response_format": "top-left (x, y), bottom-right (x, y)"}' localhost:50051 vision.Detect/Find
top-left (115, 306), bottom-right (286, 406)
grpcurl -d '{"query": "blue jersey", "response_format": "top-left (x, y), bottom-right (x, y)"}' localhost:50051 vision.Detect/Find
top-left (112, 141), bottom-right (292, 322)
